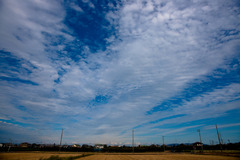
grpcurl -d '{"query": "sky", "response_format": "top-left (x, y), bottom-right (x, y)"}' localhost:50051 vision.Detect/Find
top-left (0, 0), bottom-right (240, 145)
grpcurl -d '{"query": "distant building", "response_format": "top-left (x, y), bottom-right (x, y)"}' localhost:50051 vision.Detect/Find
top-left (62, 145), bottom-right (69, 148)
top-left (94, 144), bottom-right (106, 151)
top-left (95, 144), bottom-right (105, 149)
top-left (19, 142), bottom-right (31, 148)
top-left (193, 142), bottom-right (203, 150)
top-left (110, 145), bottom-right (121, 147)
top-left (193, 142), bottom-right (203, 147)
top-left (72, 144), bottom-right (81, 148)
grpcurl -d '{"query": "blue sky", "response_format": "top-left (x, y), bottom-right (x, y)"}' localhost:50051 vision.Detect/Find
top-left (0, 0), bottom-right (240, 145)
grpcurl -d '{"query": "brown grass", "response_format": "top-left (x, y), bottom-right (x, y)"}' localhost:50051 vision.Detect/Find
top-left (78, 154), bottom-right (239, 160)
top-left (1, 152), bottom-right (239, 160)
top-left (0, 151), bottom-right (83, 160)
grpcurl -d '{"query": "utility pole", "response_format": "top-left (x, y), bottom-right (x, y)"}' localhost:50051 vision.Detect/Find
top-left (59, 129), bottom-right (63, 152)
top-left (162, 136), bottom-right (165, 152)
top-left (197, 129), bottom-right (203, 152)
top-left (220, 133), bottom-right (224, 144)
top-left (7, 139), bottom-right (12, 152)
top-left (132, 130), bottom-right (134, 153)
top-left (132, 129), bottom-right (134, 153)
top-left (216, 125), bottom-right (223, 152)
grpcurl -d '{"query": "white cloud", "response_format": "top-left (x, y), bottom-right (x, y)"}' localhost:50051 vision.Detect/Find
top-left (70, 3), bottom-right (84, 12)
top-left (82, 0), bottom-right (95, 8)
top-left (0, 0), bottom-right (239, 144)
top-left (205, 123), bottom-right (240, 130)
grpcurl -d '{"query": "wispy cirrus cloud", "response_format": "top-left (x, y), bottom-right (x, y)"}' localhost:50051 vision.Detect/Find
top-left (205, 123), bottom-right (240, 130)
top-left (0, 0), bottom-right (240, 144)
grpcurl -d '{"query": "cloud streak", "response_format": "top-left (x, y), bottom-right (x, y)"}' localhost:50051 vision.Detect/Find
top-left (0, 0), bottom-right (240, 144)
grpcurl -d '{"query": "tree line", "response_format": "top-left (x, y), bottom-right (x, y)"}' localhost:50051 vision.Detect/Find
top-left (0, 142), bottom-right (240, 152)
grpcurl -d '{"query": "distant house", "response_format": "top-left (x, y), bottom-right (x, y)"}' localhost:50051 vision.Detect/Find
top-left (110, 145), bottom-right (121, 147)
top-left (95, 144), bottom-right (105, 149)
top-left (193, 142), bottom-right (203, 150)
top-left (62, 145), bottom-right (69, 148)
top-left (19, 142), bottom-right (31, 148)
top-left (72, 144), bottom-right (81, 148)
top-left (94, 144), bottom-right (106, 151)
top-left (193, 142), bottom-right (203, 147)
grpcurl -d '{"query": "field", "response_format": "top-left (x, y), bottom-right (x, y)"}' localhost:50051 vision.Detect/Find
top-left (0, 152), bottom-right (240, 160)
top-left (79, 154), bottom-right (239, 160)
top-left (0, 152), bottom-right (84, 160)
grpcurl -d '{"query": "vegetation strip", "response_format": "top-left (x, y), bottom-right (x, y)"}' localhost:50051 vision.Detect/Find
top-left (39, 154), bottom-right (93, 160)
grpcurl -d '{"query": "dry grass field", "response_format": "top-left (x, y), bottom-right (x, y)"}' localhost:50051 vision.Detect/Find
top-left (77, 154), bottom-right (240, 160)
top-left (0, 151), bottom-right (84, 160)
top-left (1, 152), bottom-right (240, 160)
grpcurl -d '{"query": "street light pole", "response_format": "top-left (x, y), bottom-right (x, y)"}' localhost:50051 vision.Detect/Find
top-left (162, 136), bottom-right (165, 152)
top-left (197, 129), bottom-right (203, 152)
